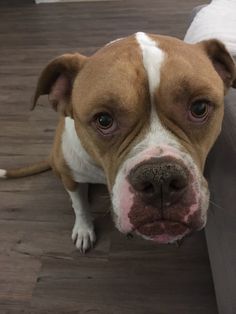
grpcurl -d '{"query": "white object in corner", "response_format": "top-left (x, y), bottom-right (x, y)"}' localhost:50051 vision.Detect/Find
top-left (184, 0), bottom-right (236, 56)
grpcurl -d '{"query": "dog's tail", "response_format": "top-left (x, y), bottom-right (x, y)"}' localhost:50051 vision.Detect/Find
top-left (0, 159), bottom-right (51, 179)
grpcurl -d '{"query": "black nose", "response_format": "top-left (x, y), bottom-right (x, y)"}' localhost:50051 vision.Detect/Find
top-left (128, 158), bottom-right (189, 207)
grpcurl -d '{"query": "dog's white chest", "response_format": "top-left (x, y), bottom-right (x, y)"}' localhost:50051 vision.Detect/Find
top-left (62, 117), bottom-right (106, 184)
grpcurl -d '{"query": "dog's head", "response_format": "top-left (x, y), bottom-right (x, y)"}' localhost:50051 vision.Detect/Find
top-left (33, 33), bottom-right (236, 243)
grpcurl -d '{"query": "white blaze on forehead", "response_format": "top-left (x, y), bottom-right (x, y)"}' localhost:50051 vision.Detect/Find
top-left (134, 32), bottom-right (176, 148)
top-left (134, 32), bottom-right (179, 153)
top-left (135, 32), bottom-right (165, 98)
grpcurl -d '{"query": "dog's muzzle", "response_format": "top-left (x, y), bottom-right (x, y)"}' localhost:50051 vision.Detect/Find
top-left (125, 156), bottom-right (203, 243)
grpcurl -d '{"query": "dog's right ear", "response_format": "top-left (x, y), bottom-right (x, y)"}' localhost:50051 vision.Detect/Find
top-left (31, 53), bottom-right (87, 116)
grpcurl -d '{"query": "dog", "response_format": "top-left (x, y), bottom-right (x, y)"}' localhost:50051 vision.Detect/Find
top-left (1, 32), bottom-right (235, 252)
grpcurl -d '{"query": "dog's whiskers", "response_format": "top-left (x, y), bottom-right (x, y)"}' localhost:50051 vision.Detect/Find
top-left (209, 199), bottom-right (224, 210)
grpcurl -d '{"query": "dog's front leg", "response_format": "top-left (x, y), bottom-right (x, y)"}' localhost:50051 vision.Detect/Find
top-left (66, 183), bottom-right (96, 253)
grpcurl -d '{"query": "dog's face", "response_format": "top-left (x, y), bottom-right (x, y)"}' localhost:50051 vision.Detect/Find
top-left (33, 33), bottom-right (236, 243)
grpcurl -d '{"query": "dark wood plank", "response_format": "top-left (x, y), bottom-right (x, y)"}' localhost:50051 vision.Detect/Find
top-left (0, 0), bottom-right (218, 313)
top-left (29, 232), bottom-right (216, 314)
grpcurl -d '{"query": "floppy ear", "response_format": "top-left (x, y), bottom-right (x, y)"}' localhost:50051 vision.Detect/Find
top-left (32, 53), bottom-right (87, 116)
top-left (198, 39), bottom-right (236, 91)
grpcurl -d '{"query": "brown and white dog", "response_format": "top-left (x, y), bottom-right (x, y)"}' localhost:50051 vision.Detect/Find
top-left (1, 32), bottom-right (236, 252)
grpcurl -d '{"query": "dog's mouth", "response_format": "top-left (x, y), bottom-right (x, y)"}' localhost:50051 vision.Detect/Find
top-left (135, 219), bottom-right (191, 243)
top-left (112, 152), bottom-right (209, 244)
top-left (126, 189), bottom-right (203, 243)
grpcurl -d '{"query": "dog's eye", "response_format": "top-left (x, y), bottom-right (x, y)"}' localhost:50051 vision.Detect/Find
top-left (96, 112), bottom-right (113, 129)
top-left (94, 112), bottom-right (117, 135)
top-left (189, 100), bottom-right (210, 122)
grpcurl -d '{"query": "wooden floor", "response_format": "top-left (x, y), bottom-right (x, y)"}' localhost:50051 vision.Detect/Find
top-left (0, 0), bottom-right (218, 313)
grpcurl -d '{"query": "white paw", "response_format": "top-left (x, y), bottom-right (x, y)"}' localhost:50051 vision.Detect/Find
top-left (72, 220), bottom-right (96, 253)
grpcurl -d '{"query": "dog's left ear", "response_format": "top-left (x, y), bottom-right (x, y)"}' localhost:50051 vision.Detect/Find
top-left (31, 53), bottom-right (87, 116)
top-left (198, 39), bottom-right (236, 91)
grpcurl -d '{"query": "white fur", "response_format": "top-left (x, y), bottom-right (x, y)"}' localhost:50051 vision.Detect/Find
top-left (67, 184), bottom-right (96, 253)
top-left (0, 169), bottom-right (7, 179)
top-left (62, 117), bottom-right (106, 184)
top-left (136, 32), bottom-right (165, 98)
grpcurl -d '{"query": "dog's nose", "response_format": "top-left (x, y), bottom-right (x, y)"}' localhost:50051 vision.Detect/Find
top-left (129, 158), bottom-right (189, 207)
